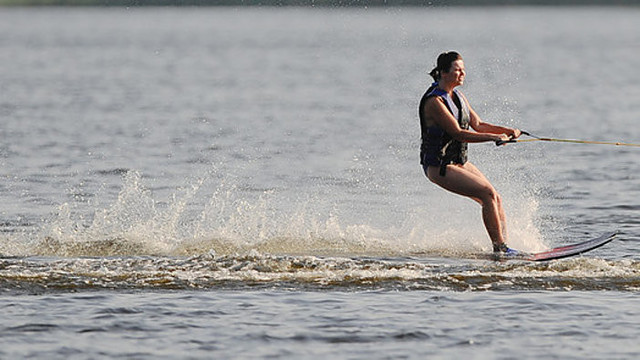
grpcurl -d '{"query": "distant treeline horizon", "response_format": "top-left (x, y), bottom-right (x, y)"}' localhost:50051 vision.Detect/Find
top-left (2, 0), bottom-right (639, 6)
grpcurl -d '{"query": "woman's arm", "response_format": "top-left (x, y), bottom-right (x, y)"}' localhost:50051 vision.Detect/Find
top-left (424, 97), bottom-right (509, 143)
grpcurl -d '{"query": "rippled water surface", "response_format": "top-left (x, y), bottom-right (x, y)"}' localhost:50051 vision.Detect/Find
top-left (2, 291), bottom-right (639, 359)
top-left (1, 6), bottom-right (640, 359)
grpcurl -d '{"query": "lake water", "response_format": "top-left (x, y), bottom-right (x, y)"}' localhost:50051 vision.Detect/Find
top-left (1, 6), bottom-right (639, 359)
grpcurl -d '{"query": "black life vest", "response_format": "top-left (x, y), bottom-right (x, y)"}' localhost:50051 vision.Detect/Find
top-left (418, 83), bottom-right (470, 176)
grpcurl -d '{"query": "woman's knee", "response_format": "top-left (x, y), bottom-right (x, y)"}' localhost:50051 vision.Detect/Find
top-left (478, 186), bottom-right (500, 206)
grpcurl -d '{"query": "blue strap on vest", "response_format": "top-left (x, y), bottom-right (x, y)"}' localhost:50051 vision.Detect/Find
top-left (419, 82), bottom-right (470, 176)
top-left (427, 85), bottom-right (467, 119)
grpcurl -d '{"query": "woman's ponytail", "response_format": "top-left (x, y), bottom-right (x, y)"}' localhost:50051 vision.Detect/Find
top-left (429, 51), bottom-right (462, 82)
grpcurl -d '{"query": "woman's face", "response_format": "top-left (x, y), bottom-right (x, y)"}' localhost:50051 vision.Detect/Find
top-left (442, 59), bottom-right (465, 87)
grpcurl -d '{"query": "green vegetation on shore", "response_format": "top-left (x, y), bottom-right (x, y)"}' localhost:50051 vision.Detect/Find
top-left (1, 0), bottom-right (639, 6)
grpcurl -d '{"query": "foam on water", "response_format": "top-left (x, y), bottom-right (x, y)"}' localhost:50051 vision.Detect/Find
top-left (2, 250), bottom-right (639, 293)
top-left (6, 168), bottom-right (547, 259)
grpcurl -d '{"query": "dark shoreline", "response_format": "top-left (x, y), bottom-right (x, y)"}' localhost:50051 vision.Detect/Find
top-left (2, 0), bottom-right (640, 6)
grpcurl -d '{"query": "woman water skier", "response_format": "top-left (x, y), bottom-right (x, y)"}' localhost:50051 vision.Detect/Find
top-left (419, 51), bottom-right (521, 254)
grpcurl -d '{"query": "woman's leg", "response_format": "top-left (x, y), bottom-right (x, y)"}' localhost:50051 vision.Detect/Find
top-left (462, 162), bottom-right (508, 242)
top-left (426, 162), bottom-right (507, 250)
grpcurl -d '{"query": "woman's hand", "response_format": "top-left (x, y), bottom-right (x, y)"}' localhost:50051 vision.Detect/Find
top-left (494, 128), bottom-right (522, 146)
top-left (494, 133), bottom-right (513, 146)
top-left (508, 128), bottom-right (522, 139)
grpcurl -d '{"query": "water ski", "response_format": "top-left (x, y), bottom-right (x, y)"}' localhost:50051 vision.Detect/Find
top-left (496, 232), bottom-right (617, 261)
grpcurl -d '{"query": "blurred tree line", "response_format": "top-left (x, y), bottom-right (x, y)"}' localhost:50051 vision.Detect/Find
top-left (1, 0), bottom-right (639, 7)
